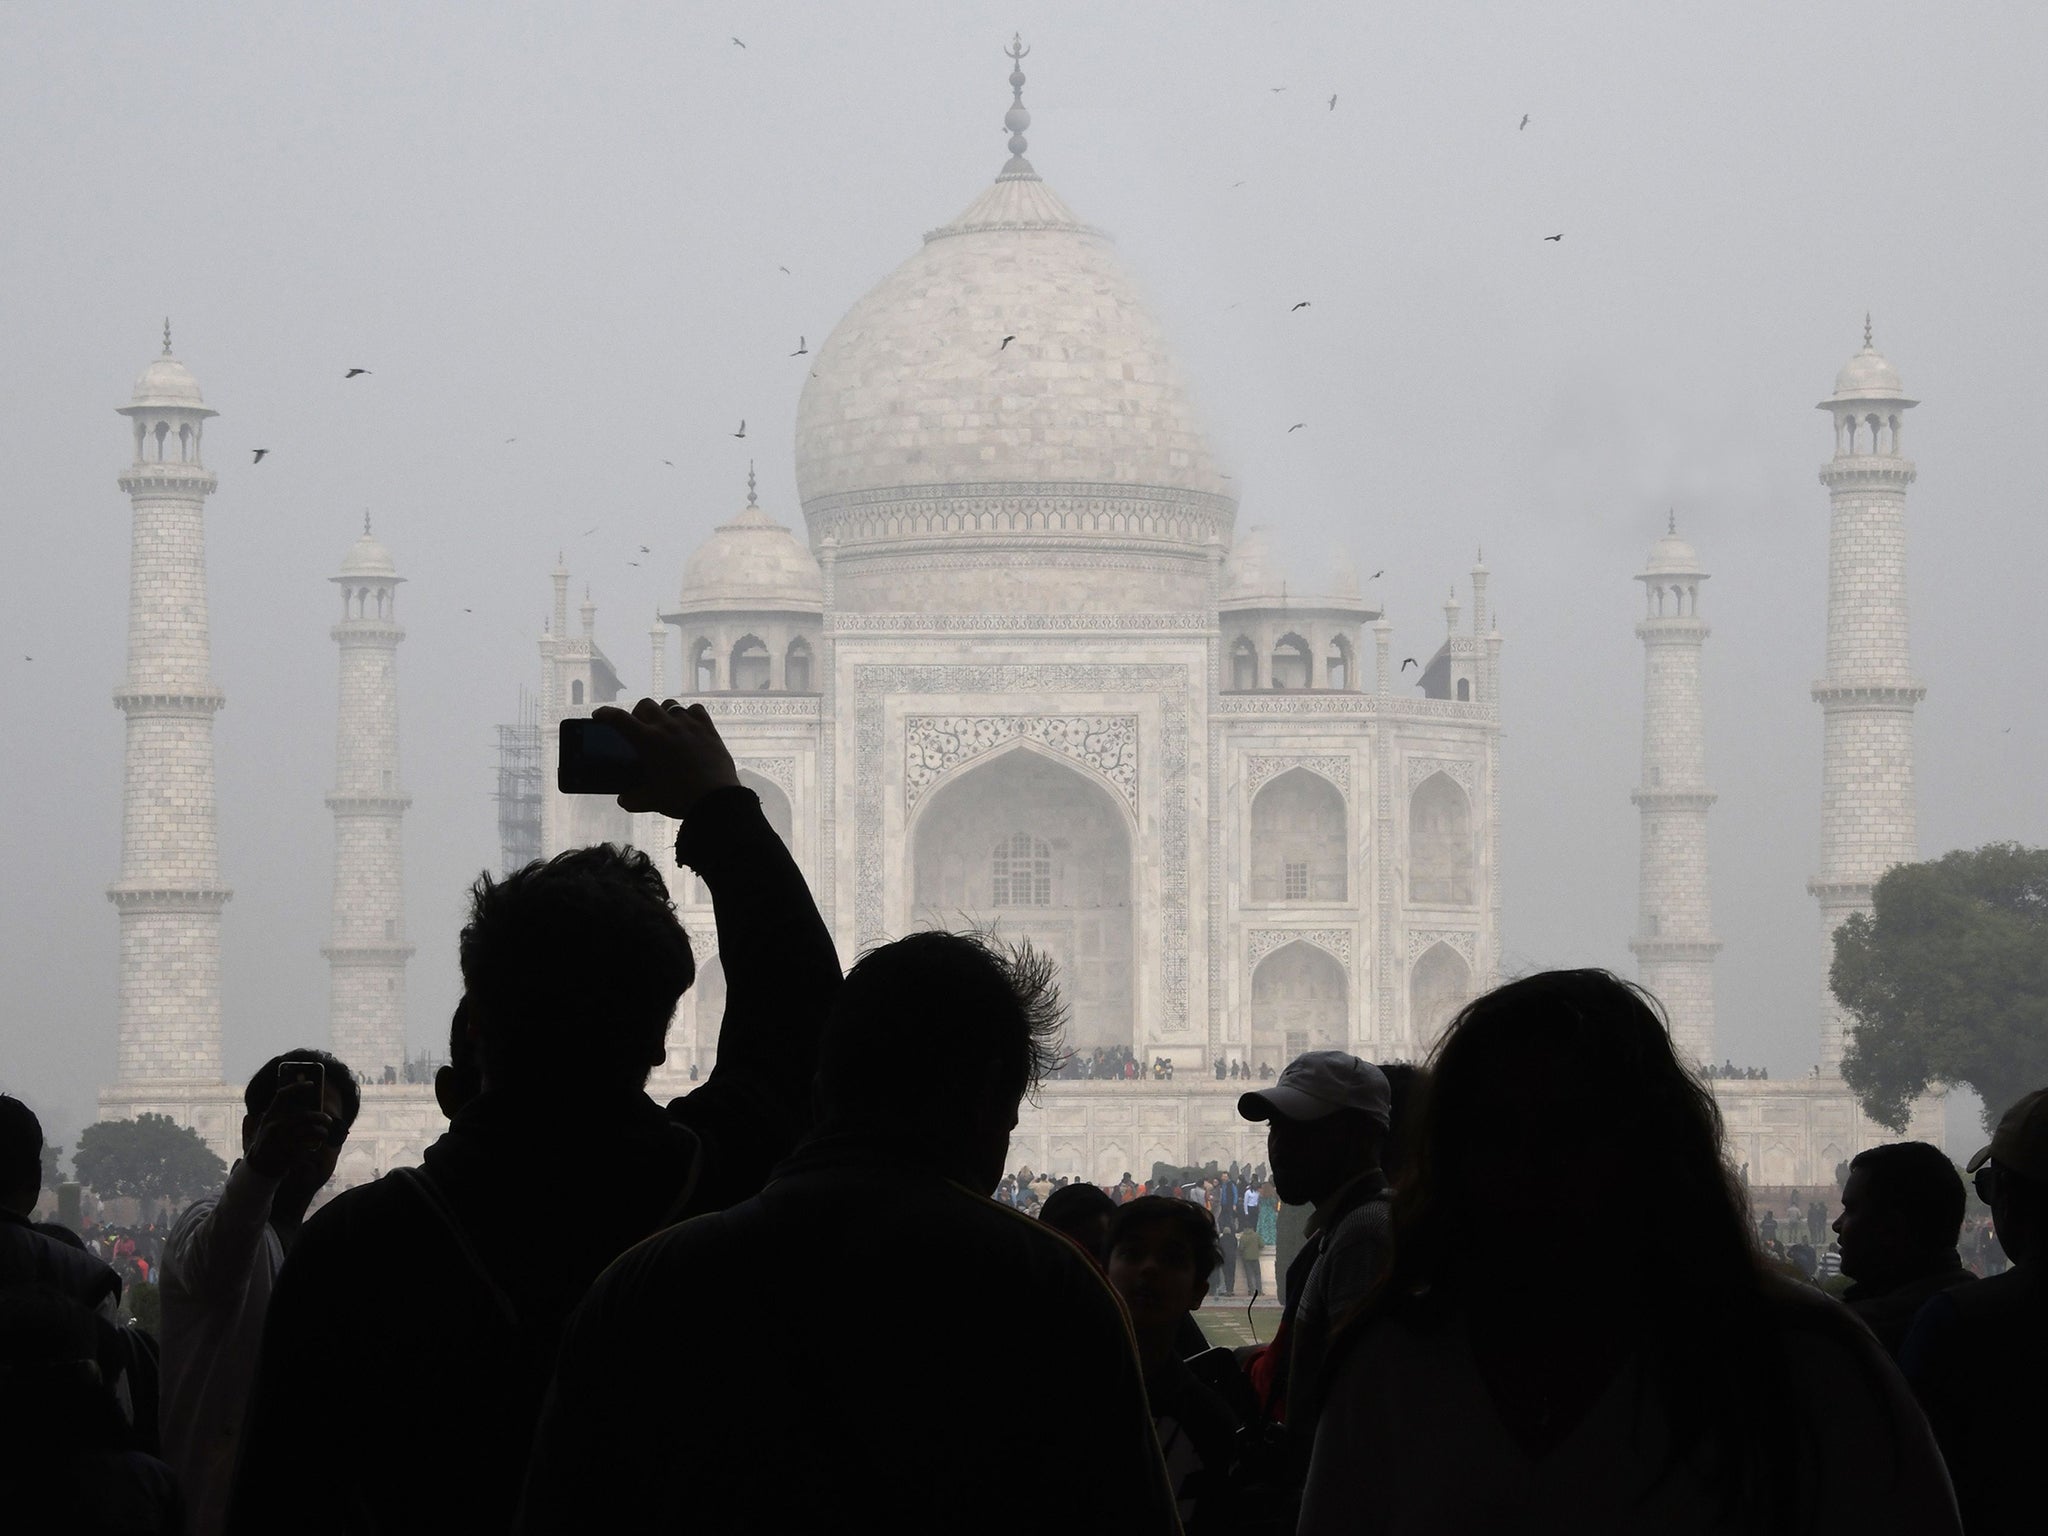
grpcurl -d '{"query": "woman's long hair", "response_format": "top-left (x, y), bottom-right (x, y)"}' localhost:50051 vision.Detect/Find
top-left (1364, 969), bottom-right (1862, 1531)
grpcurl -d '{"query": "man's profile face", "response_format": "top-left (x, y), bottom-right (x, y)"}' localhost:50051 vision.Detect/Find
top-left (1268, 1111), bottom-right (1358, 1206)
top-left (1831, 1169), bottom-right (1899, 1281)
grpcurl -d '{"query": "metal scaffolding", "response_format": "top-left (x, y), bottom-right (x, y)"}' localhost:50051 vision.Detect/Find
top-left (494, 690), bottom-right (543, 875)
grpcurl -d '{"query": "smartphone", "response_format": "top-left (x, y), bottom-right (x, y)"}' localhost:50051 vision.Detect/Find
top-left (278, 1059), bottom-right (325, 1104)
top-left (558, 717), bottom-right (642, 794)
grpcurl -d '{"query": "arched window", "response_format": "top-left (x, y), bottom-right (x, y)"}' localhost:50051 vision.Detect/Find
top-left (1410, 942), bottom-right (1471, 1050)
top-left (991, 831), bottom-right (1052, 907)
top-left (1250, 941), bottom-right (1347, 1069)
top-left (569, 679), bottom-right (584, 706)
top-left (1271, 634), bottom-right (1311, 690)
top-left (730, 636), bottom-right (770, 691)
top-left (1230, 638), bottom-right (1258, 692)
top-left (1327, 637), bottom-right (1352, 691)
top-left (785, 637), bottom-right (814, 693)
top-left (1409, 772), bottom-right (1475, 904)
top-left (1249, 768), bottom-right (1347, 902)
top-left (1455, 678), bottom-right (1470, 701)
top-left (691, 639), bottom-right (716, 693)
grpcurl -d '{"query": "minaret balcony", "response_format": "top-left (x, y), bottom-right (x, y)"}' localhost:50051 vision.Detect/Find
top-left (332, 620), bottom-right (406, 644)
top-left (1806, 877), bottom-right (1874, 905)
top-left (1635, 618), bottom-right (1710, 642)
top-left (112, 687), bottom-right (226, 716)
top-left (1818, 458), bottom-right (1916, 490)
top-left (1809, 679), bottom-right (1925, 707)
top-left (325, 791), bottom-right (412, 814)
top-left (322, 942), bottom-right (418, 966)
top-left (118, 464), bottom-right (218, 495)
top-left (1627, 936), bottom-right (1722, 962)
top-left (1630, 788), bottom-right (1716, 811)
top-left (106, 884), bottom-right (232, 909)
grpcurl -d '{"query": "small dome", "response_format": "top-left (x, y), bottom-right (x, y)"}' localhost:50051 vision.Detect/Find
top-left (1223, 527), bottom-right (1286, 600)
top-left (339, 530), bottom-right (397, 579)
top-left (130, 355), bottom-right (206, 409)
top-left (1831, 343), bottom-right (1905, 400)
top-left (676, 499), bottom-right (824, 614)
top-left (1643, 531), bottom-right (1699, 574)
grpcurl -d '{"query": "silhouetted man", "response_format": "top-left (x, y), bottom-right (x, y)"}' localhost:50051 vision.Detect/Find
top-left (227, 701), bottom-right (839, 1536)
top-left (1040, 1179), bottom-right (1117, 1269)
top-left (1903, 1088), bottom-right (2048, 1536)
top-left (1834, 1140), bottom-right (1974, 1357)
top-left (518, 929), bottom-right (1179, 1534)
top-left (159, 1050), bottom-right (357, 1536)
top-left (1237, 1051), bottom-right (1393, 1437)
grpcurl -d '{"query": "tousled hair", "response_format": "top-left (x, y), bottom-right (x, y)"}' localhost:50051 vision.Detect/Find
top-left (459, 843), bottom-right (693, 1094)
top-left (817, 929), bottom-right (1064, 1126)
top-left (1109, 1194), bottom-right (1223, 1284)
top-left (1848, 1141), bottom-right (1967, 1254)
top-left (244, 1050), bottom-right (362, 1127)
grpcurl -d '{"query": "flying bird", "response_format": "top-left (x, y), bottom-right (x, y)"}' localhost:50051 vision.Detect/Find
top-left (251, 448), bottom-right (269, 463)
top-left (504, 437), bottom-right (517, 444)
top-left (778, 265), bottom-right (791, 274)
top-left (732, 419), bottom-right (747, 438)
top-left (1000, 335), bottom-right (1016, 350)
top-left (662, 459), bottom-right (673, 466)
top-left (463, 607), bottom-right (473, 613)
top-left (1329, 94), bottom-right (1337, 110)
top-left (731, 36), bottom-right (745, 48)
top-left (628, 561), bottom-right (641, 567)
top-left (1287, 422), bottom-right (1306, 433)
top-left (639, 545), bottom-right (651, 553)
top-left (1291, 301), bottom-right (1310, 311)
top-left (1544, 233), bottom-right (1564, 242)
top-left (1401, 657), bottom-right (1418, 671)
top-left (344, 368), bottom-right (370, 378)
top-left (1519, 114), bottom-right (1530, 130)
top-left (791, 336), bottom-right (807, 355)
top-left (582, 524), bottom-right (599, 536)
top-left (1269, 87), bottom-right (1286, 93)
top-left (1370, 569), bottom-right (1384, 580)
top-left (1231, 180), bottom-right (1246, 188)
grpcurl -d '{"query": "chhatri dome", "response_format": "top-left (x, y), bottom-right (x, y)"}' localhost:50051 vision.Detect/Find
top-left (1642, 511), bottom-right (1702, 575)
top-left (675, 464), bottom-right (824, 616)
top-left (793, 36), bottom-right (1235, 586)
top-left (338, 514), bottom-right (399, 579)
top-left (1826, 315), bottom-right (1910, 402)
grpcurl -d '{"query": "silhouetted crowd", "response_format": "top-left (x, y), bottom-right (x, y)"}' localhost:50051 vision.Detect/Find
top-left (1702, 1059), bottom-right (1773, 1080)
top-left (3, 700), bottom-right (2043, 1535)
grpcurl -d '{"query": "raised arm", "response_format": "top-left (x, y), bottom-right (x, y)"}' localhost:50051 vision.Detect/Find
top-left (600, 699), bottom-right (841, 1213)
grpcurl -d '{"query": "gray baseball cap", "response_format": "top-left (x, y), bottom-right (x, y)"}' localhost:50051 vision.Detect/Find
top-left (1238, 1050), bottom-right (1391, 1128)
top-left (1967, 1087), bottom-right (2048, 1184)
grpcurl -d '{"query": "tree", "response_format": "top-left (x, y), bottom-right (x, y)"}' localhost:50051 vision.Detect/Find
top-left (1835, 843), bottom-right (2048, 1134)
top-left (71, 1113), bottom-right (227, 1211)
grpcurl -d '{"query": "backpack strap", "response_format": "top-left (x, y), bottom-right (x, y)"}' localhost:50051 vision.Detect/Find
top-left (385, 1166), bottom-right (521, 1331)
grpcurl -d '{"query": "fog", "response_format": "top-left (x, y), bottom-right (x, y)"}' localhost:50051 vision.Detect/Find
top-left (4, 1), bottom-right (2044, 1150)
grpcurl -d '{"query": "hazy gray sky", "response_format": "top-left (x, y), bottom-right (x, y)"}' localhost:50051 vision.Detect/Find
top-left (5, 2), bottom-right (2044, 1148)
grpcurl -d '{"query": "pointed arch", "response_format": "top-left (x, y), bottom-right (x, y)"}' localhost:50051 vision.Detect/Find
top-left (1249, 939), bottom-right (1347, 1071)
top-left (1409, 771), bottom-right (1475, 904)
top-left (1250, 767), bottom-right (1346, 902)
top-left (1409, 941), bottom-right (1471, 1051)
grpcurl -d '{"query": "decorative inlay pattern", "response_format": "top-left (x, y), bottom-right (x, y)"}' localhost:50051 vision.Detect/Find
top-left (854, 664), bottom-right (1191, 1032)
top-left (1247, 927), bottom-right (1353, 975)
top-left (806, 480), bottom-right (1235, 550)
top-left (1406, 928), bottom-right (1477, 963)
top-left (831, 611), bottom-right (1208, 634)
top-left (1245, 754), bottom-right (1351, 799)
top-left (1406, 756), bottom-right (1477, 795)
top-left (904, 716), bottom-right (1137, 813)
top-left (736, 756), bottom-right (797, 797)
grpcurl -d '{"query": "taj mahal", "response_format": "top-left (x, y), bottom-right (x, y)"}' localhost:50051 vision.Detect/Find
top-left (94, 49), bottom-right (1937, 1190)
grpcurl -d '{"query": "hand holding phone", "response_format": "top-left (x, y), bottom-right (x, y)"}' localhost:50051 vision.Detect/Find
top-left (247, 1061), bottom-right (337, 1178)
top-left (588, 699), bottom-right (740, 819)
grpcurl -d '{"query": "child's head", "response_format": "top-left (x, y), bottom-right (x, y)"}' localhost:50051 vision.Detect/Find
top-left (1106, 1196), bottom-right (1221, 1333)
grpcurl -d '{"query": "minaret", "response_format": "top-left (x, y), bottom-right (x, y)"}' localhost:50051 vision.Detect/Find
top-left (108, 326), bottom-right (231, 1086)
top-left (1811, 319), bottom-right (1923, 1074)
top-left (1630, 513), bottom-right (1720, 1063)
top-left (323, 517), bottom-right (414, 1077)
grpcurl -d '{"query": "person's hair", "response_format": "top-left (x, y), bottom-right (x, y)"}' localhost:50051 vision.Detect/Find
top-left (0, 1094), bottom-right (43, 1194)
top-left (1360, 969), bottom-right (1889, 1536)
top-left (816, 929), bottom-right (1064, 1124)
top-left (1847, 1141), bottom-right (1966, 1253)
top-left (459, 844), bottom-right (693, 1093)
top-left (1377, 1062), bottom-right (1426, 1186)
top-left (1039, 1181), bottom-right (1116, 1246)
top-left (1108, 1195), bottom-right (1223, 1284)
top-left (244, 1049), bottom-right (362, 1126)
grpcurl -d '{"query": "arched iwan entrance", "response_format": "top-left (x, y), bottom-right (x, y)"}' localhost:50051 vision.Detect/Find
top-left (1249, 940), bottom-right (1346, 1074)
top-left (912, 747), bottom-right (1133, 1053)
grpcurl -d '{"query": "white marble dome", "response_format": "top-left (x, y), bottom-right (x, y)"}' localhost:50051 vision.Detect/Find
top-left (1223, 527), bottom-right (1285, 600)
top-left (794, 144), bottom-right (1234, 559)
top-left (339, 528), bottom-right (398, 579)
top-left (1643, 527), bottom-right (1702, 575)
top-left (126, 353), bottom-right (212, 414)
top-left (676, 495), bottom-right (824, 615)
